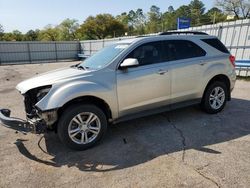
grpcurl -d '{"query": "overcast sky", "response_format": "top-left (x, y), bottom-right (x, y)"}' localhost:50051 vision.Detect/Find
top-left (0, 0), bottom-right (214, 33)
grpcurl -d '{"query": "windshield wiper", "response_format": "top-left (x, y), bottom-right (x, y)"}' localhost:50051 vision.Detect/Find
top-left (77, 65), bottom-right (89, 70)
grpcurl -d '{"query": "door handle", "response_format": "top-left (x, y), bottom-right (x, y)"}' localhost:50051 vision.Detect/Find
top-left (157, 69), bottom-right (168, 75)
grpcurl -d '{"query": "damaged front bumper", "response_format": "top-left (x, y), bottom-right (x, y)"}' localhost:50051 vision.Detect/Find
top-left (0, 109), bottom-right (47, 134)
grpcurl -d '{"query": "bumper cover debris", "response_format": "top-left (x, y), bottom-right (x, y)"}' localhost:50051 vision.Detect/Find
top-left (0, 109), bottom-right (46, 134)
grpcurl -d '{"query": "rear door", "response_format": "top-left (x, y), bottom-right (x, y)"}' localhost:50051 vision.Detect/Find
top-left (116, 41), bottom-right (171, 117)
top-left (162, 40), bottom-right (207, 104)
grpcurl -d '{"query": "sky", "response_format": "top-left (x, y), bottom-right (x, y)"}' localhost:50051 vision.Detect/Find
top-left (0, 0), bottom-right (215, 33)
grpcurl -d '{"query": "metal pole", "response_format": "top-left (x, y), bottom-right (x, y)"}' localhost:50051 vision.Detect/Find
top-left (78, 40), bottom-right (82, 55)
top-left (55, 42), bottom-right (58, 61)
top-left (27, 42), bottom-right (32, 63)
top-left (218, 26), bottom-right (223, 40)
top-left (89, 41), bottom-right (92, 55)
top-left (229, 20), bottom-right (237, 52)
top-left (235, 19), bottom-right (244, 59)
top-left (242, 19), bottom-right (250, 59)
top-left (224, 22), bottom-right (230, 45)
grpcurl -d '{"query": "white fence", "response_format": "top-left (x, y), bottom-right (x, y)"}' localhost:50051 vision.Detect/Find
top-left (1, 19), bottom-right (249, 65)
top-left (80, 19), bottom-right (250, 60)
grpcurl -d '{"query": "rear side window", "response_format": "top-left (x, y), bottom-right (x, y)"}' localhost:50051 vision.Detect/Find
top-left (202, 38), bottom-right (229, 54)
top-left (162, 40), bottom-right (206, 61)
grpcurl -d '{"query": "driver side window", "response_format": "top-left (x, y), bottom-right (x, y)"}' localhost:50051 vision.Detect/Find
top-left (126, 41), bottom-right (163, 66)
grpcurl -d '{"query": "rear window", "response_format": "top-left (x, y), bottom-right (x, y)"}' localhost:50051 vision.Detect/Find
top-left (202, 38), bottom-right (229, 54)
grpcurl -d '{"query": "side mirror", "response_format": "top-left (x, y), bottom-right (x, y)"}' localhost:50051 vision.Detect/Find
top-left (120, 58), bottom-right (139, 69)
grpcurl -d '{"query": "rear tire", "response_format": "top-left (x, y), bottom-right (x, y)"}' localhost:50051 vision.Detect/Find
top-left (202, 81), bottom-right (228, 114)
top-left (57, 104), bottom-right (107, 150)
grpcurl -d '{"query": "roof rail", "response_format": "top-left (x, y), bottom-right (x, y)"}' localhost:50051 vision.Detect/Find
top-left (159, 31), bottom-right (209, 36)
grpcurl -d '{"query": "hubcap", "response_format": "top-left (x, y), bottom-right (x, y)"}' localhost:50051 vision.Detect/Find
top-left (209, 86), bottom-right (225, 110)
top-left (68, 112), bottom-right (101, 145)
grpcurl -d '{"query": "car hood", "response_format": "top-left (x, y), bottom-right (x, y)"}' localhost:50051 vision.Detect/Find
top-left (16, 67), bottom-right (92, 94)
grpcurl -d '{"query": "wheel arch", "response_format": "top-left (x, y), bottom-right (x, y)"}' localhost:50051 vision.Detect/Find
top-left (202, 74), bottom-right (231, 101)
top-left (57, 95), bottom-right (113, 122)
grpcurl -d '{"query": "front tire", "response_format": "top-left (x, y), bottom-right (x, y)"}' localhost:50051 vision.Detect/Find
top-left (57, 104), bottom-right (107, 150)
top-left (202, 81), bottom-right (228, 114)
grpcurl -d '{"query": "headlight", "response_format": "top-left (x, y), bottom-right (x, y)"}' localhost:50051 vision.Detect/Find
top-left (36, 86), bottom-right (51, 102)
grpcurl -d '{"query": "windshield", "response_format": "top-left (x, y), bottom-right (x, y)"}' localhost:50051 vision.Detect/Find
top-left (78, 43), bottom-right (130, 70)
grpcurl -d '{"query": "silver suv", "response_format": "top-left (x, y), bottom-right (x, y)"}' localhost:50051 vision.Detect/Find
top-left (0, 32), bottom-right (236, 150)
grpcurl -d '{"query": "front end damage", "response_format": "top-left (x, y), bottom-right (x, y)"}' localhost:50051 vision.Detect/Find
top-left (0, 87), bottom-right (58, 134)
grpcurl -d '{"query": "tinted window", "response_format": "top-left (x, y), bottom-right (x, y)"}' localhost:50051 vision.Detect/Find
top-left (126, 41), bottom-right (163, 66)
top-left (202, 38), bottom-right (229, 54)
top-left (163, 40), bottom-right (206, 61)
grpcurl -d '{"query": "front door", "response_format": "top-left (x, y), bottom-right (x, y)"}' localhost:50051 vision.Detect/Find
top-left (116, 41), bottom-right (171, 117)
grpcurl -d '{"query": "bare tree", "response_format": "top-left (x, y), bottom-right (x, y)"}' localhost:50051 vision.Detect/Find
top-left (239, 0), bottom-right (250, 17)
top-left (216, 0), bottom-right (250, 19)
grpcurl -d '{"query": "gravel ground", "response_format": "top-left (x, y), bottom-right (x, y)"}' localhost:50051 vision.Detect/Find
top-left (0, 62), bottom-right (249, 188)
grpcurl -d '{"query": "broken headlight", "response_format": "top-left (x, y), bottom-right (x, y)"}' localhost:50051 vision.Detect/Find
top-left (36, 86), bottom-right (51, 102)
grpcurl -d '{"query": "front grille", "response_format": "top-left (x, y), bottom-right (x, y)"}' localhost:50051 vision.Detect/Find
top-left (23, 91), bottom-right (38, 118)
top-left (24, 95), bottom-right (33, 114)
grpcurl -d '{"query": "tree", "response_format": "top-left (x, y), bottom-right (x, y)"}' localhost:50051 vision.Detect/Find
top-left (204, 7), bottom-right (227, 24)
top-left (12, 30), bottom-right (23, 41)
top-left (0, 24), bottom-right (4, 40)
top-left (168, 6), bottom-right (175, 13)
top-left (127, 10), bottom-right (137, 33)
top-left (146, 5), bottom-right (162, 33)
top-left (189, 0), bottom-right (206, 26)
top-left (116, 12), bottom-right (129, 26)
top-left (78, 14), bottom-right (126, 39)
top-left (216, 0), bottom-right (250, 19)
top-left (162, 12), bottom-right (175, 31)
top-left (2, 33), bottom-right (15, 41)
top-left (58, 19), bottom-right (79, 40)
top-left (175, 5), bottom-right (192, 18)
top-left (38, 25), bottom-right (60, 41)
top-left (24, 29), bottom-right (39, 41)
top-left (117, 11), bottom-right (138, 35)
top-left (129, 9), bottom-right (146, 35)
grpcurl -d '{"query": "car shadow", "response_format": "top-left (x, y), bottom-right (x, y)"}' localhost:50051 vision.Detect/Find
top-left (15, 98), bottom-right (250, 172)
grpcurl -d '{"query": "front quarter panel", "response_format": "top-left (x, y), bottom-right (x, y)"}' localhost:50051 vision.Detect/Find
top-left (35, 73), bottom-right (118, 119)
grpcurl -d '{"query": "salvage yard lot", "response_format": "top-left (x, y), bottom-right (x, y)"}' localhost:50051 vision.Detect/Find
top-left (0, 62), bottom-right (249, 188)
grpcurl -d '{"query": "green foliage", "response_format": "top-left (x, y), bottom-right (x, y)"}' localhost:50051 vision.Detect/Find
top-left (146, 5), bottom-right (162, 33)
top-left (23, 29), bottom-right (39, 41)
top-left (58, 19), bottom-right (79, 40)
top-left (2, 30), bottom-right (23, 41)
top-left (190, 0), bottom-right (206, 26)
top-left (77, 14), bottom-right (126, 39)
top-left (0, 0), bottom-right (242, 41)
top-left (38, 25), bottom-right (60, 41)
top-left (204, 7), bottom-right (227, 24)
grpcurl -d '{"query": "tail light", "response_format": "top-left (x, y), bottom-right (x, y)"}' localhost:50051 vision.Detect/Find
top-left (229, 55), bottom-right (236, 67)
